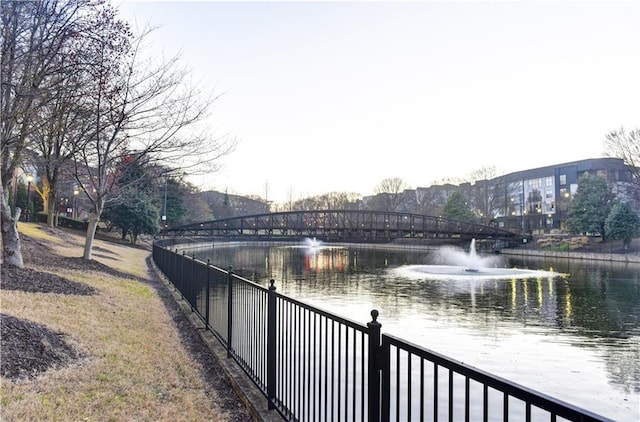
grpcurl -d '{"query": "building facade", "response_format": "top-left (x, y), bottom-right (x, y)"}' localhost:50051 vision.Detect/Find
top-left (363, 157), bottom-right (635, 234)
top-left (493, 158), bottom-right (633, 233)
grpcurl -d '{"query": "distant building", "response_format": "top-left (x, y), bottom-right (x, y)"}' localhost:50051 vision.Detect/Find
top-left (415, 183), bottom-right (460, 216)
top-left (202, 190), bottom-right (270, 219)
top-left (494, 157), bottom-right (632, 232)
top-left (362, 157), bottom-right (635, 233)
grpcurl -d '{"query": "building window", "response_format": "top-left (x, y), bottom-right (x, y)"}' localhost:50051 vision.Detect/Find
top-left (559, 174), bottom-right (566, 185)
top-left (545, 177), bottom-right (553, 187)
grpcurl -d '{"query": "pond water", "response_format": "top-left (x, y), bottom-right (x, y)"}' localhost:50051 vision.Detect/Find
top-left (188, 241), bottom-right (640, 421)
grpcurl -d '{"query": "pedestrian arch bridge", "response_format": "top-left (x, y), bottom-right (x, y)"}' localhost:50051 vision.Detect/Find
top-left (160, 210), bottom-right (520, 244)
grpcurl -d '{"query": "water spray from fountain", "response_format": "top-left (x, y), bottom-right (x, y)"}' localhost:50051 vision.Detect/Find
top-left (432, 238), bottom-right (500, 271)
top-left (397, 238), bottom-right (562, 280)
top-left (304, 237), bottom-right (322, 249)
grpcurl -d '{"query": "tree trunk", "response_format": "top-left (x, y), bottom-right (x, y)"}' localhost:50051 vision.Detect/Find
top-left (83, 212), bottom-right (99, 260)
top-left (1, 186), bottom-right (24, 267)
top-left (40, 169), bottom-right (57, 228)
top-left (46, 192), bottom-right (57, 228)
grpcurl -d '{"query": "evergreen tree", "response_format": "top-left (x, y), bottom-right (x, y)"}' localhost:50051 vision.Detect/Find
top-left (442, 191), bottom-right (477, 223)
top-left (567, 175), bottom-right (615, 240)
top-left (103, 192), bottom-right (159, 244)
top-left (605, 201), bottom-right (640, 249)
top-left (159, 178), bottom-right (187, 226)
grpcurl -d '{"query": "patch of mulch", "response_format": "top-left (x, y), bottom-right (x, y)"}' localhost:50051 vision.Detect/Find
top-left (37, 255), bottom-right (141, 281)
top-left (0, 314), bottom-right (82, 380)
top-left (1, 265), bottom-right (97, 295)
top-left (0, 233), bottom-right (95, 381)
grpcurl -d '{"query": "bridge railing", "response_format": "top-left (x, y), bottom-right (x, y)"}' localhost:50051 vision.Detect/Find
top-left (152, 242), bottom-right (610, 422)
top-left (160, 210), bottom-right (521, 243)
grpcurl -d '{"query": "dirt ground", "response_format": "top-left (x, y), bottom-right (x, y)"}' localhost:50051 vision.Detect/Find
top-left (0, 228), bottom-right (253, 421)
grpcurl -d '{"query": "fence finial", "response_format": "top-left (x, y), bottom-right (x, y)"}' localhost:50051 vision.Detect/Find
top-left (370, 309), bottom-right (379, 323)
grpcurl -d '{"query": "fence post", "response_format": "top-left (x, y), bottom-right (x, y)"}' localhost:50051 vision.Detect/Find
top-left (205, 259), bottom-right (211, 328)
top-left (367, 309), bottom-right (382, 422)
top-left (180, 251), bottom-right (186, 300)
top-left (190, 254), bottom-right (196, 312)
top-left (227, 266), bottom-right (233, 357)
top-left (267, 279), bottom-right (277, 410)
top-left (171, 249), bottom-right (178, 288)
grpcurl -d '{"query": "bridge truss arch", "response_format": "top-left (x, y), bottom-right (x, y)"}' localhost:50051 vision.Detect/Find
top-left (160, 210), bottom-right (521, 244)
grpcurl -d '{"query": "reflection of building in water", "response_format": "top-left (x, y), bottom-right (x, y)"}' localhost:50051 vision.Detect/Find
top-left (266, 246), bottom-right (353, 285)
top-left (508, 275), bottom-right (573, 328)
top-left (305, 248), bottom-right (349, 273)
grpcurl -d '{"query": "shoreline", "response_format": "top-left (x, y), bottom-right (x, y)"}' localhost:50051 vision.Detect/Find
top-left (500, 248), bottom-right (640, 263)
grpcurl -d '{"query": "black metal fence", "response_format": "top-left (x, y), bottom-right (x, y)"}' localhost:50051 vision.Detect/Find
top-left (152, 242), bottom-right (611, 422)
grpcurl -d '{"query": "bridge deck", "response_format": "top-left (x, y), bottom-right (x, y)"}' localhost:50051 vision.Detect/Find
top-left (161, 210), bottom-right (521, 243)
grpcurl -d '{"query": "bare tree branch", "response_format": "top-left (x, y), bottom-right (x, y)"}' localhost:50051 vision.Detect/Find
top-left (73, 24), bottom-right (233, 259)
top-left (604, 127), bottom-right (640, 203)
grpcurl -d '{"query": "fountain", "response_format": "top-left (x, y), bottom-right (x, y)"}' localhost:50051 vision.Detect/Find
top-left (434, 238), bottom-right (499, 272)
top-left (283, 237), bottom-right (337, 253)
top-left (396, 239), bottom-right (561, 280)
top-left (304, 237), bottom-right (322, 249)
top-left (288, 237), bottom-right (333, 256)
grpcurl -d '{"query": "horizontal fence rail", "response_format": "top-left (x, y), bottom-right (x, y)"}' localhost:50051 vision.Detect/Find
top-left (152, 242), bottom-right (612, 422)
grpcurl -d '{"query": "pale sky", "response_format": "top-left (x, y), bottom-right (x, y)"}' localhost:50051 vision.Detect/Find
top-left (118, 0), bottom-right (640, 204)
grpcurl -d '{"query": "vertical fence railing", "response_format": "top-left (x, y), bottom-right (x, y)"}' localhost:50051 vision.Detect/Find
top-left (229, 273), bottom-right (269, 390)
top-left (267, 280), bottom-right (277, 409)
top-left (152, 242), bottom-right (612, 422)
top-left (380, 334), bottom-right (612, 422)
top-left (227, 266), bottom-right (233, 358)
top-left (270, 295), bottom-right (370, 422)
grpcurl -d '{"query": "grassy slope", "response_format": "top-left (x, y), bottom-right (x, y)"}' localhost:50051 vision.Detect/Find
top-left (1, 223), bottom-right (233, 421)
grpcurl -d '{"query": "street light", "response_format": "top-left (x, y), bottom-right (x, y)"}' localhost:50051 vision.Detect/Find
top-left (26, 174), bottom-right (33, 222)
top-left (73, 188), bottom-right (79, 219)
top-left (162, 176), bottom-right (168, 227)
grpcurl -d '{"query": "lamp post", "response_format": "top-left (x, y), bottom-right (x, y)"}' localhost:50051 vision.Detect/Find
top-left (26, 174), bottom-right (33, 222)
top-left (162, 176), bottom-right (168, 228)
top-left (73, 188), bottom-right (79, 219)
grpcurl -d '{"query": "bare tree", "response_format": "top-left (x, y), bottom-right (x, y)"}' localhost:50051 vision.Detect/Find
top-left (1, 0), bottom-right (88, 266)
top-left (28, 51), bottom-right (95, 227)
top-left (604, 127), bottom-right (640, 203)
top-left (73, 24), bottom-right (234, 259)
top-left (415, 184), bottom-right (458, 216)
top-left (466, 166), bottom-right (506, 225)
top-left (373, 177), bottom-right (409, 212)
top-left (292, 191), bottom-right (360, 211)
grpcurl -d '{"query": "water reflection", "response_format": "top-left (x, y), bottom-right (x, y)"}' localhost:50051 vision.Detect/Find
top-left (192, 242), bottom-right (640, 421)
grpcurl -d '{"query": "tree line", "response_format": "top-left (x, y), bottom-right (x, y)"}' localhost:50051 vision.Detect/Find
top-left (1, 0), bottom-right (234, 266)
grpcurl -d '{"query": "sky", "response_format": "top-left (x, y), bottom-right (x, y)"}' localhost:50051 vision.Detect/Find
top-left (117, 0), bottom-right (640, 203)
